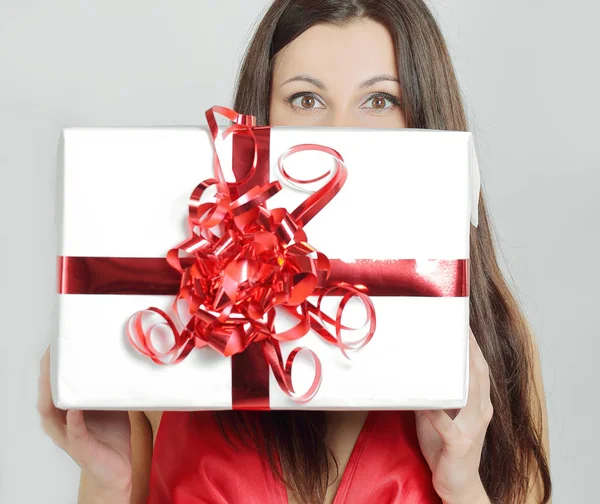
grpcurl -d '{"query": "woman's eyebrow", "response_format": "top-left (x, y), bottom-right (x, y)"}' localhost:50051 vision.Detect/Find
top-left (358, 74), bottom-right (400, 88)
top-left (280, 73), bottom-right (400, 90)
top-left (280, 74), bottom-right (326, 89)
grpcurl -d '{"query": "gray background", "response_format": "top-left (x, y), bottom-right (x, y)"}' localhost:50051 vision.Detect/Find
top-left (1, 0), bottom-right (598, 502)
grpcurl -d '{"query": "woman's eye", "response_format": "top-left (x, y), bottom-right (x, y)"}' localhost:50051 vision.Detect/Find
top-left (361, 94), bottom-right (399, 111)
top-left (290, 93), bottom-right (325, 110)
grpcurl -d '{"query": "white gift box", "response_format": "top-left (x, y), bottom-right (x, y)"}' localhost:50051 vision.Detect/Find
top-left (52, 119), bottom-right (480, 411)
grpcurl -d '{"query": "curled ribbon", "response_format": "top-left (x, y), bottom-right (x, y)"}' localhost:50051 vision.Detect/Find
top-left (127, 106), bottom-right (376, 403)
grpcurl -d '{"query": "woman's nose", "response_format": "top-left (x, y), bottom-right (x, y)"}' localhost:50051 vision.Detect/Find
top-left (324, 111), bottom-right (362, 128)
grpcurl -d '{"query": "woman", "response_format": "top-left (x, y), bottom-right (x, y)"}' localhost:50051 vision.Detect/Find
top-left (37, 1), bottom-right (552, 503)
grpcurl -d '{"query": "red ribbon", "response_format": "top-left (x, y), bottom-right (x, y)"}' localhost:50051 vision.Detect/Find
top-left (58, 258), bottom-right (468, 298)
top-left (126, 106), bottom-right (376, 404)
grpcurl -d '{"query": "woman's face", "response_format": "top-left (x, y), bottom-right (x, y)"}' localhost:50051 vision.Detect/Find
top-left (269, 19), bottom-right (406, 128)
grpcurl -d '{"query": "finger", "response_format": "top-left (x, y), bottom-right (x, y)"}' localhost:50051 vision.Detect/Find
top-left (454, 334), bottom-right (482, 428)
top-left (37, 345), bottom-right (67, 447)
top-left (469, 330), bottom-right (492, 411)
top-left (467, 333), bottom-right (482, 406)
top-left (470, 331), bottom-right (484, 397)
top-left (414, 410), bottom-right (427, 421)
top-left (66, 409), bottom-right (90, 464)
top-left (474, 341), bottom-right (492, 413)
top-left (422, 410), bottom-right (459, 445)
top-left (457, 331), bottom-right (492, 430)
top-left (470, 330), bottom-right (487, 371)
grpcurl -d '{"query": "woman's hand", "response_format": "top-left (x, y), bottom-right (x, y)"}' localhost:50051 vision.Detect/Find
top-left (37, 345), bottom-right (133, 497)
top-left (414, 329), bottom-right (493, 504)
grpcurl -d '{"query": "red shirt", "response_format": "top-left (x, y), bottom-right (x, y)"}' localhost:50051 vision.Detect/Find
top-left (148, 410), bottom-right (441, 503)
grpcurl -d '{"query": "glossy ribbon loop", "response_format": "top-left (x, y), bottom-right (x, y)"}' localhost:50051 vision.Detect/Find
top-left (127, 106), bottom-right (376, 403)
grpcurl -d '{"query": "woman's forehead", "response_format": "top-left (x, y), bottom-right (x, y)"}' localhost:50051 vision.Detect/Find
top-left (272, 19), bottom-right (399, 90)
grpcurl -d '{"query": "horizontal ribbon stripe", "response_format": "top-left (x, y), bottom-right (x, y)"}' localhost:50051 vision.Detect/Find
top-left (58, 256), bottom-right (469, 297)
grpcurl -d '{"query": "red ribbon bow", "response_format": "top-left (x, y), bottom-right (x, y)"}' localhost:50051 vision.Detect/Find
top-left (127, 106), bottom-right (375, 403)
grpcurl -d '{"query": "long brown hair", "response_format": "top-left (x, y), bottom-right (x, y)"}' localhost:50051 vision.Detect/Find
top-left (215, 1), bottom-right (552, 503)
